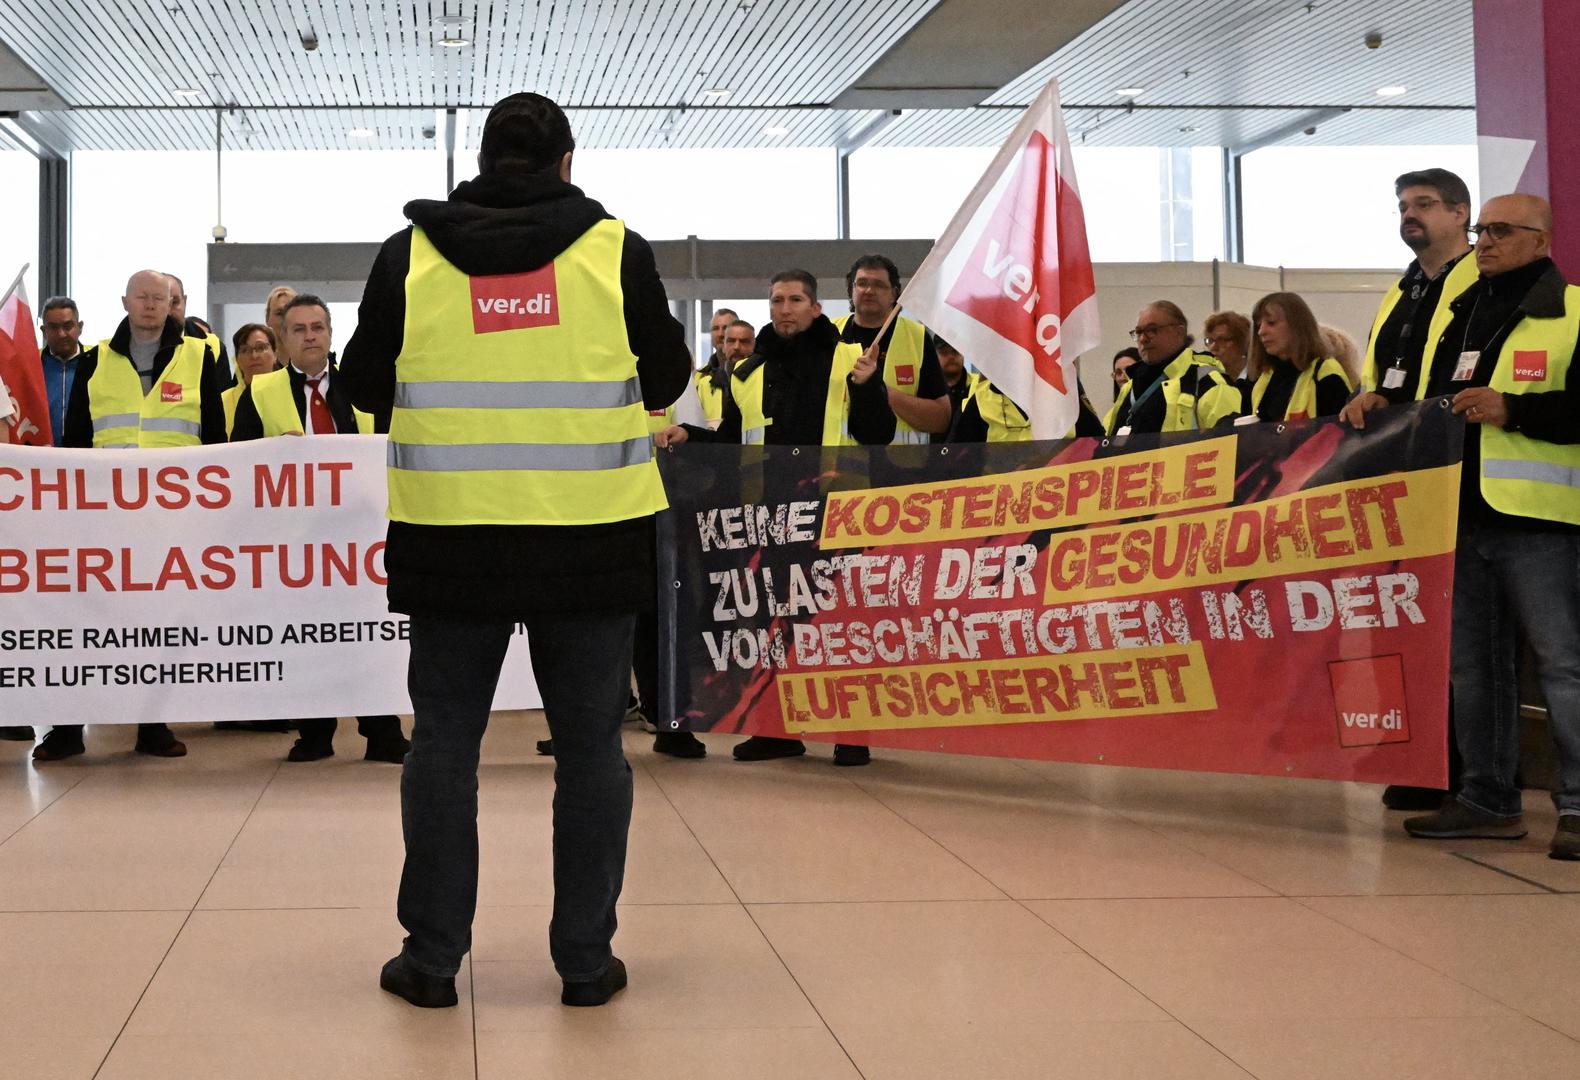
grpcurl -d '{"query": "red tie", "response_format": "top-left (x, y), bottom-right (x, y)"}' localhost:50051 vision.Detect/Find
top-left (305, 374), bottom-right (334, 435)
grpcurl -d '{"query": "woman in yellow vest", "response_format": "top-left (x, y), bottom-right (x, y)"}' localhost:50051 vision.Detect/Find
top-left (223, 323), bottom-right (283, 436)
top-left (1246, 292), bottom-right (1353, 422)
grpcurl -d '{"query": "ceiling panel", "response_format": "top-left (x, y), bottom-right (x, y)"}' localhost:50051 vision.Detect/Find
top-left (0, 0), bottom-right (1474, 152)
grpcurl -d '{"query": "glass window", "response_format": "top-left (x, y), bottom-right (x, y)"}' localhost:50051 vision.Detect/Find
top-left (0, 148), bottom-right (40, 308)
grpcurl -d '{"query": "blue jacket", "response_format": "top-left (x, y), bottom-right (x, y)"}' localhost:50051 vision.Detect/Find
top-left (40, 346), bottom-right (84, 446)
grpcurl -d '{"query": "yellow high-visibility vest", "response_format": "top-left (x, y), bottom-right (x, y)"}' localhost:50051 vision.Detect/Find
top-left (86, 336), bottom-right (207, 448)
top-left (387, 222), bottom-right (667, 526)
top-left (222, 383), bottom-right (244, 438)
top-left (1362, 254), bottom-right (1478, 398)
top-left (732, 340), bottom-right (865, 446)
top-left (971, 381), bottom-right (1031, 442)
top-left (695, 369), bottom-right (726, 423)
top-left (1103, 348), bottom-right (1238, 435)
top-left (1478, 285), bottom-right (1580, 525)
top-left (249, 367), bottom-right (374, 437)
top-left (1249, 357), bottom-right (1353, 420)
top-left (833, 314), bottom-right (931, 444)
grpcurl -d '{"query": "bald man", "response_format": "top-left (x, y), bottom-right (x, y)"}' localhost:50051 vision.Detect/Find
top-left (1389, 195), bottom-right (1580, 860)
top-left (37, 270), bottom-right (228, 763)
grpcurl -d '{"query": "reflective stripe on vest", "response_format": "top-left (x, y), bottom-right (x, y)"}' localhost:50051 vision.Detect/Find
top-left (86, 337), bottom-right (207, 448)
top-left (1361, 255), bottom-right (1478, 397)
top-left (388, 222), bottom-right (666, 526)
top-left (1249, 356), bottom-right (1352, 420)
top-left (1479, 284), bottom-right (1580, 525)
top-left (833, 314), bottom-right (929, 444)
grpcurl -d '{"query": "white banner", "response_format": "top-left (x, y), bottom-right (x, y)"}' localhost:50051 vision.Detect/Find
top-left (0, 437), bottom-right (543, 724)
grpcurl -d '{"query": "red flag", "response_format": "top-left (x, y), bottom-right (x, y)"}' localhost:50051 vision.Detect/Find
top-left (902, 80), bottom-right (1099, 439)
top-left (0, 267), bottom-right (50, 447)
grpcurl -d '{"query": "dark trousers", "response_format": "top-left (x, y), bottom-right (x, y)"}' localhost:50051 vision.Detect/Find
top-left (397, 609), bottom-right (636, 981)
top-left (46, 723), bottom-right (172, 742)
top-left (296, 715), bottom-right (402, 746)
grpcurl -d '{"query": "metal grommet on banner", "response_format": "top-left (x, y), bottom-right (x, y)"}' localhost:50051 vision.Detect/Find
top-left (1438, 398), bottom-right (1452, 409)
top-left (791, 447), bottom-right (800, 456)
top-left (672, 580), bottom-right (681, 589)
top-left (1100, 439), bottom-right (1110, 448)
top-left (1276, 424), bottom-right (1286, 434)
top-left (939, 447), bottom-right (949, 456)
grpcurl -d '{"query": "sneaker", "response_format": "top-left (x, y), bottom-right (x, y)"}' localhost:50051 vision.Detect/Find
top-left (653, 730), bottom-right (706, 759)
top-left (832, 743), bottom-right (871, 767)
top-left (1551, 816), bottom-right (1580, 861)
top-left (1404, 801), bottom-right (1527, 840)
top-left (286, 738), bottom-right (334, 762)
top-left (561, 957), bottom-right (627, 1007)
top-left (32, 728), bottom-right (85, 762)
top-left (1382, 785), bottom-right (1448, 811)
top-left (134, 725), bottom-right (187, 758)
top-left (733, 736), bottom-right (806, 761)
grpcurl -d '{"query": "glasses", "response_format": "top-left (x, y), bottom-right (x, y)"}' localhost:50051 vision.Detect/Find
top-left (1469, 222), bottom-right (1546, 241)
top-left (240, 343), bottom-right (275, 355)
top-left (1128, 322), bottom-right (1182, 341)
top-left (1398, 196), bottom-right (1444, 214)
top-left (1202, 336), bottom-right (1236, 348)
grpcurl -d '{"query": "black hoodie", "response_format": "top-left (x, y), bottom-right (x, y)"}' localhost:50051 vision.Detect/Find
top-left (337, 170), bottom-right (692, 618)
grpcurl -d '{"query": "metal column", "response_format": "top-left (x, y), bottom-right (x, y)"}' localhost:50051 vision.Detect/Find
top-left (38, 153), bottom-right (69, 299)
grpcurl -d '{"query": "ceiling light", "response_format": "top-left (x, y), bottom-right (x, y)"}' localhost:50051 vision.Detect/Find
top-left (1376, 85), bottom-right (1407, 97)
top-left (348, 127), bottom-right (374, 139)
top-left (1178, 125), bottom-right (1196, 133)
top-left (1116, 86), bottom-right (1143, 97)
top-left (701, 88), bottom-right (730, 100)
top-left (440, 36), bottom-right (470, 47)
top-left (761, 125), bottom-right (789, 137)
top-left (173, 87), bottom-right (203, 97)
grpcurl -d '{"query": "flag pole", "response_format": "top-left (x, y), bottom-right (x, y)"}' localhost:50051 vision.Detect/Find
top-left (0, 263), bottom-right (29, 309)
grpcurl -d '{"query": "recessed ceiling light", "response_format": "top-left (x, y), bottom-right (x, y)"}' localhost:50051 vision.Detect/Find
top-left (701, 88), bottom-right (730, 100)
top-left (440, 36), bottom-right (470, 47)
top-left (1376, 84), bottom-right (1407, 96)
top-left (173, 87), bottom-right (203, 97)
top-left (761, 125), bottom-right (789, 137)
top-left (348, 127), bottom-right (375, 139)
top-left (1116, 86), bottom-right (1144, 97)
top-left (1178, 125), bottom-right (1196, 133)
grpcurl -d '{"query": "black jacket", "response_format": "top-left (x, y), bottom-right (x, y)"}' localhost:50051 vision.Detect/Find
top-left (682, 316), bottom-right (895, 445)
top-left (229, 363), bottom-right (389, 441)
top-left (62, 316), bottom-right (225, 448)
top-left (337, 170), bottom-right (692, 618)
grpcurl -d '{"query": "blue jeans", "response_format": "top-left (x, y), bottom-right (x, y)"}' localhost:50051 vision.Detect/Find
top-left (396, 610), bottom-right (636, 982)
top-left (1452, 524), bottom-right (1580, 817)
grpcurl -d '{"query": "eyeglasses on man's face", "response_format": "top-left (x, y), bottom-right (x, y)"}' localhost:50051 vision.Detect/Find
top-left (1469, 221), bottom-right (1546, 242)
top-left (1398, 196), bottom-right (1445, 215)
top-left (1129, 322), bottom-right (1182, 341)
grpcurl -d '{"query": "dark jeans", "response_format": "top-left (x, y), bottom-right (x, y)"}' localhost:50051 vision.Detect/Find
top-left (397, 609), bottom-right (636, 982)
top-left (45, 723), bottom-right (173, 743)
top-left (296, 715), bottom-right (402, 746)
top-left (1452, 524), bottom-right (1580, 817)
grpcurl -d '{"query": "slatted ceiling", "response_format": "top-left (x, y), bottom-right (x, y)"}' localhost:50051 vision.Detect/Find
top-left (0, 0), bottom-right (1473, 151)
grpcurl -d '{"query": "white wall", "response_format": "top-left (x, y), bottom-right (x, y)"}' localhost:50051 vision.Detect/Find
top-left (0, 149), bottom-right (40, 309)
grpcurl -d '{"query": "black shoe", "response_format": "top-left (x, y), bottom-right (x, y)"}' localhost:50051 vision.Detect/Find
top-left (733, 736), bottom-right (806, 761)
top-left (1382, 785), bottom-right (1448, 811)
top-left (653, 731), bottom-right (706, 759)
top-left (833, 743), bottom-right (871, 767)
top-left (32, 729), bottom-right (85, 762)
top-left (134, 726), bottom-right (187, 758)
top-left (286, 738), bottom-right (334, 762)
top-left (561, 957), bottom-right (627, 1007)
top-left (364, 735), bottom-right (411, 764)
top-left (1403, 801), bottom-right (1527, 840)
top-left (536, 738), bottom-right (555, 757)
top-left (0, 726), bottom-right (34, 741)
top-left (1551, 816), bottom-right (1580, 861)
top-left (215, 720), bottom-right (295, 733)
top-left (380, 955), bottom-right (457, 1009)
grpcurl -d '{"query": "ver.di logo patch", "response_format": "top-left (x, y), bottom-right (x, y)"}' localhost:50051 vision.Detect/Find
top-left (470, 264), bottom-right (561, 334)
top-left (1329, 653), bottom-right (1410, 748)
top-left (1511, 350), bottom-right (1548, 382)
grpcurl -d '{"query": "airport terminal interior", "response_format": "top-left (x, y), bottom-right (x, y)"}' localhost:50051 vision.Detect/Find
top-left (4, 0), bottom-right (1580, 1077)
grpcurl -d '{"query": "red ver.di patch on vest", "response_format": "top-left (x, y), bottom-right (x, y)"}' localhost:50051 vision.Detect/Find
top-left (894, 364), bottom-right (916, 386)
top-left (470, 264), bottom-right (561, 334)
top-left (1511, 350), bottom-right (1548, 381)
top-left (160, 381), bottom-right (183, 403)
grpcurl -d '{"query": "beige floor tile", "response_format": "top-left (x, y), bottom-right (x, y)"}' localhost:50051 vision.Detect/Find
top-left (1026, 896), bottom-right (1375, 959)
top-left (1467, 851), bottom-right (1580, 892)
top-left (0, 1035), bottom-right (113, 1080)
top-left (0, 757), bottom-right (82, 841)
top-left (750, 900), bottom-right (1165, 1027)
top-left (650, 764), bottom-right (1002, 902)
top-left (1302, 893), bottom-right (1580, 1038)
top-left (123, 908), bottom-right (471, 1038)
top-left (1194, 1015), bottom-right (1580, 1080)
top-left (0, 912), bottom-right (186, 1037)
top-left (0, 766), bottom-right (275, 910)
top-left (471, 903), bottom-right (821, 1031)
top-left (97, 1031), bottom-right (474, 1080)
top-left (860, 784), bottom-right (1273, 899)
top-left (837, 1020), bottom-right (1252, 1080)
top-left (476, 1027), bottom-right (861, 1080)
top-left (1098, 942), bottom-right (1513, 1022)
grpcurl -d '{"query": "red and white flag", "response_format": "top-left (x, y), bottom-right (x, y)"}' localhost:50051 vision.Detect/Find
top-left (902, 79), bottom-right (1098, 439)
top-left (0, 266), bottom-right (50, 447)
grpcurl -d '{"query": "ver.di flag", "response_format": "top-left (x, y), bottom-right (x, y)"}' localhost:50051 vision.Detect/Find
top-left (901, 79), bottom-right (1099, 439)
top-left (0, 265), bottom-right (50, 446)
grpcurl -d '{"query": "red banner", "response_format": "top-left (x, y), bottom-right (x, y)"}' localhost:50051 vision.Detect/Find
top-left (0, 271), bottom-right (49, 447)
top-left (658, 402), bottom-right (1462, 787)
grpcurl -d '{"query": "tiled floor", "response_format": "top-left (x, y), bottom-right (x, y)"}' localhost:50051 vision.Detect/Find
top-left (2, 716), bottom-right (1577, 1080)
